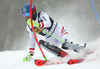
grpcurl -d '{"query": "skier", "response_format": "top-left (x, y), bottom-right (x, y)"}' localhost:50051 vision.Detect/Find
top-left (22, 3), bottom-right (86, 62)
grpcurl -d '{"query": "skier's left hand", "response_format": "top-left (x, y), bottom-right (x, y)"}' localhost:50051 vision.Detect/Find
top-left (27, 18), bottom-right (39, 27)
top-left (23, 53), bottom-right (33, 62)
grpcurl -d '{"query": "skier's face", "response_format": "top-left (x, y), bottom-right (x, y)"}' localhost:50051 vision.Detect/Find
top-left (23, 12), bottom-right (30, 20)
top-left (25, 16), bottom-right (30, 20)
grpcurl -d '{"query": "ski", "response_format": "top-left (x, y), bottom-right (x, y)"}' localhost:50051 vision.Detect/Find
top-left (34, 59), bottom-right (84, 66)
top-left (34, 52), bottom-right (94, 66)
top-left (34, 59), bottom-right (49, 66)
top-left (67, 59), bottom-right (84, 65)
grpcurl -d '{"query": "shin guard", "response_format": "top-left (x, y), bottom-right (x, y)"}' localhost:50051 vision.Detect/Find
top-left (39, 40), bottom-right (68, 57)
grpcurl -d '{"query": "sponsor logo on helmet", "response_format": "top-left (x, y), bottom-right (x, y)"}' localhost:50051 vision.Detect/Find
top-left (23, 8), bottom-right (27, 13)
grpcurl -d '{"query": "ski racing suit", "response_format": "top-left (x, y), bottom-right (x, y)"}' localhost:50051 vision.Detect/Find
top-left (26, 12), bottom-right (70, 54)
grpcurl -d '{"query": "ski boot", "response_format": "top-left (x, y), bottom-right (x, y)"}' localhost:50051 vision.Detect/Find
top-left (62, 42), bottom-right (87, 53)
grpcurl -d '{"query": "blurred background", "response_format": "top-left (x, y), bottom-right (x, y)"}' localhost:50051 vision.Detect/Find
top-left (0, 0), bottom-right (100, 52)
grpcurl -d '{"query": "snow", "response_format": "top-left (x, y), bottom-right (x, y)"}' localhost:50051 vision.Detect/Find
top-left (0, 38), bottom-right (100, 69)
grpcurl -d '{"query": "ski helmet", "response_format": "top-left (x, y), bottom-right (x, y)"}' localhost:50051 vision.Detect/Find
top-left (22, 3), bottom-right (36, 18)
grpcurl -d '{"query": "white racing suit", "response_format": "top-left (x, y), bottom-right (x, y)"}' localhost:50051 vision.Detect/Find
top-left (26, 12), bottom-right (69, 54)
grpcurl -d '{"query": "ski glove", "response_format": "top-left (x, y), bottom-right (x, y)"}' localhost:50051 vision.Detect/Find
top-left (27, 18), bottom-right (39, 27)
top-left (23, 53), bottom-right (33, 62)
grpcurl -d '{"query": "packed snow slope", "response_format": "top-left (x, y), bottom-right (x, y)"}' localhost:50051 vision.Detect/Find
top-left (0, 38), bottom-right (100, 69)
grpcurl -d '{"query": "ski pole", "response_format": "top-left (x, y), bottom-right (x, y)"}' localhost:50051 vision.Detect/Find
top-left (30, 0), bottom-right (47, 60)
top-left (42, 29), bottom-right (65, 42)
top-left (27, 19), bottom-right (65, 42)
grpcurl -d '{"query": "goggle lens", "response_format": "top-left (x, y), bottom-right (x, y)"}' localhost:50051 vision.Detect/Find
top-left (23, 13), bottom-right (30, 17)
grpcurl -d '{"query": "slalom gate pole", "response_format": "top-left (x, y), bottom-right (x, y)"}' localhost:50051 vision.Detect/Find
top-left (30, 0), bottom-right (47, 60)
top-left (90, 0), bottom-right (100, 25)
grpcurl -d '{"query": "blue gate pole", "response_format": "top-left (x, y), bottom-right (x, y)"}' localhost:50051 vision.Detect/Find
top-left (91, 0), bottom-right (100, 25)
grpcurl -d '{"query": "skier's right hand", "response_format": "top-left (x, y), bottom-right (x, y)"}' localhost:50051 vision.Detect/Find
top-left (27, 18), bottom-right (39, 27)
top-left (23, 53), bottom-right (33, 62)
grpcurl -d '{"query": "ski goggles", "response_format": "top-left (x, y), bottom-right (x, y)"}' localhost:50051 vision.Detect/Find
top-left (23, 13), bottom-right (30, 17)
